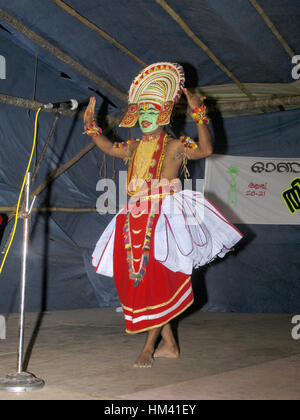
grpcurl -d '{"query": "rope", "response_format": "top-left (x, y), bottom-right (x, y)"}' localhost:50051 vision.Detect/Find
top-left (156, 0), bottom-right (256, 101)
top-left (248, 0), bottom-right (295, 58)
top-left (0, 9), bottom-right (127, 103)
top-left (52, 0), bottom-right (147, 68)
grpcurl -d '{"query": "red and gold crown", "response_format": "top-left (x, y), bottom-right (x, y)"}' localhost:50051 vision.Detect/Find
top-left (119, 62), bottom-right (185, 128)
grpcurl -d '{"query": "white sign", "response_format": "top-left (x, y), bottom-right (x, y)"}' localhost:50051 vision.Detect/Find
top-left (204, 154), bottom-right (300, 224)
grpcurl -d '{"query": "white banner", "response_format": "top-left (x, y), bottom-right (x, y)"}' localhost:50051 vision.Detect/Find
top-left (204, 155), bottom-right (300, 224)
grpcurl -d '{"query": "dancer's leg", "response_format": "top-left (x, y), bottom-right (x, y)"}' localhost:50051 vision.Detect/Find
top-left (134, 326), bottom-right (162, 368)
top-left (153, 323), bottom-right (179, 358)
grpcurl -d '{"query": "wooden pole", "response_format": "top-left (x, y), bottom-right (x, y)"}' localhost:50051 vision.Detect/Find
top-left (0, 206), bottom-right (102, 213)
top-left (0, 93), bottom-right (81, 117)
top-left (156, 0), bottom-right (256, 101)
top-left (30, 141), bottom-right (96, 200)
top-left (213, 95), bottom-right (300, 112)
top-left (0, 9), bottom-right (127, 103)
top-left (1, 91), bottom-right (300, 217)
top-left (52, 0), bottom-right (147, 68)
top-left (248, 0), bottom-right (295, 58)
top-left (2, 92), bottom-right (300, 116)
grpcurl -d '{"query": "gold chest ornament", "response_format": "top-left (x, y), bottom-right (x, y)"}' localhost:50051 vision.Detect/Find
top-left (127, 132), bottom-right (167, 196)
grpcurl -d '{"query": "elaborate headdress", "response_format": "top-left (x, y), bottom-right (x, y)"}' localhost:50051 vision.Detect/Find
top-left (119, 62), bottom-right (185, 128)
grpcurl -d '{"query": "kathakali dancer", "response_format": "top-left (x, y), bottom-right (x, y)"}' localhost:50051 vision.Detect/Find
top-left (83, 62), bottom-right (243, 368)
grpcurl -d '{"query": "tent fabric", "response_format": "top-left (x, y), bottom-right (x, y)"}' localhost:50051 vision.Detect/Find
top-left (0, 0), bottom-right (299, 99)
top-left (0, 1), bottom-right (299, 313)
top-left (190, 80), bottom-right (300, 118)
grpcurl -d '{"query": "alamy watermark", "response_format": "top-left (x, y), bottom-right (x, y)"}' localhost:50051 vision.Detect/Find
top-left (95, 173), bottom-right (205, 224)
top-left (0, 315), bottom-right (6, 339)
top-left (0, 55), bottom-right (6, 80)
top-left (291, 315), bottom-right (300, 340)
top-left (292, 55), bottom-right (300, 80)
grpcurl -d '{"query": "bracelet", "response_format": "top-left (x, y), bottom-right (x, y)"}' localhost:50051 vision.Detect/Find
top-left (83, 120), bottom-right (103, 136)
top-left (180, 136), bottom-right (198, 149)
top-left (191, 105), bottom-right (210, 125)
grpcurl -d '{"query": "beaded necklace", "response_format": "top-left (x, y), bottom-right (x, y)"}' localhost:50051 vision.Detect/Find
top-left (123, 132), bottom-right (168, 287)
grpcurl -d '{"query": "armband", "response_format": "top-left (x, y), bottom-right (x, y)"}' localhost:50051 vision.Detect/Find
top-left (180, 136), bottom-right (198, 149)
top-left (112, 138), bottom-right (141, 148)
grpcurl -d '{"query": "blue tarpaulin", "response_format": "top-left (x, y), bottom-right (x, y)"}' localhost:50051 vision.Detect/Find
top-left (0, 0), bottom-right (299, 313)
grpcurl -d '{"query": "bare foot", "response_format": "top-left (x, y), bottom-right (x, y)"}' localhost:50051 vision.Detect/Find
top-left (133, 350), bottom-right (154, 368)
top-left (153, 342), bottom-right (180, 359)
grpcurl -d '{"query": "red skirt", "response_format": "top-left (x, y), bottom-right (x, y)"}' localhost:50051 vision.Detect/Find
top-left (113, 204), bottom-right (194, 334)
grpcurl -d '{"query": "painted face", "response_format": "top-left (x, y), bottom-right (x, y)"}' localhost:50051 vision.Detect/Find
top-left (138, 104), bottom-right (160, 133)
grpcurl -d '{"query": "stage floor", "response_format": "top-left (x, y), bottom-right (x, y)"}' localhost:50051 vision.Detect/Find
top-left (0, 309), bottom-right (299, 400)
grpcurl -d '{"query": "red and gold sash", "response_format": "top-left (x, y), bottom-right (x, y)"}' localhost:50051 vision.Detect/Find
top-left (123, 131), bottom-right (169, 286)
top-left (126, 131), bottom-right (167, 196)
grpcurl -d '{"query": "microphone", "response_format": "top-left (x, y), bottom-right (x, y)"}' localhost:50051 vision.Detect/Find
top-left (43, 99), bottom-right (78, 111)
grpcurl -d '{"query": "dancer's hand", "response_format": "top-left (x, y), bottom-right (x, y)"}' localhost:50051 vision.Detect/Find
top-left (84, 96), bottom-right (96, 130)
top-left (183, 88), bottom-right (206, 110)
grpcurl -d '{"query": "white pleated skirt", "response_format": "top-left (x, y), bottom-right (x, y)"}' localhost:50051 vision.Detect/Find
top-left (92, 190), bottom-right (243, 277)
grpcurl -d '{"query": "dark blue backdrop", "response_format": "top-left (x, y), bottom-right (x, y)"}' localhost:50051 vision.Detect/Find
top-left (0, 0), bottom-right (299, 313)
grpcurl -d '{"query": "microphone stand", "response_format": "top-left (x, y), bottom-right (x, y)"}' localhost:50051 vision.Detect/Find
top-left (0, 173), bottom-right (44, 392)
top-left (1, 111), bottom-right (61, 256)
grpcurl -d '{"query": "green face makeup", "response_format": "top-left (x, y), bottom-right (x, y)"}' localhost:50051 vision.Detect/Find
top-left (138, 104), bottom-right (160, 133)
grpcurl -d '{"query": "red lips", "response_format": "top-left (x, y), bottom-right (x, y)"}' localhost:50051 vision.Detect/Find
top-left (141, 120), bottom-right (152, 128)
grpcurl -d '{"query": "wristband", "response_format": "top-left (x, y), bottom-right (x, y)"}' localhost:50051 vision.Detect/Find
top-left (191, 105), bottom-right (210, 125)
top-left (83, 120), bottom-right (103, 136)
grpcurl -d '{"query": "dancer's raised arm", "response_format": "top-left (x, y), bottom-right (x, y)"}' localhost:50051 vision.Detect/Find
top-left (180, 88), bottom-right (213, 160)
top-left (83, 97), bottom-right (135, 159)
